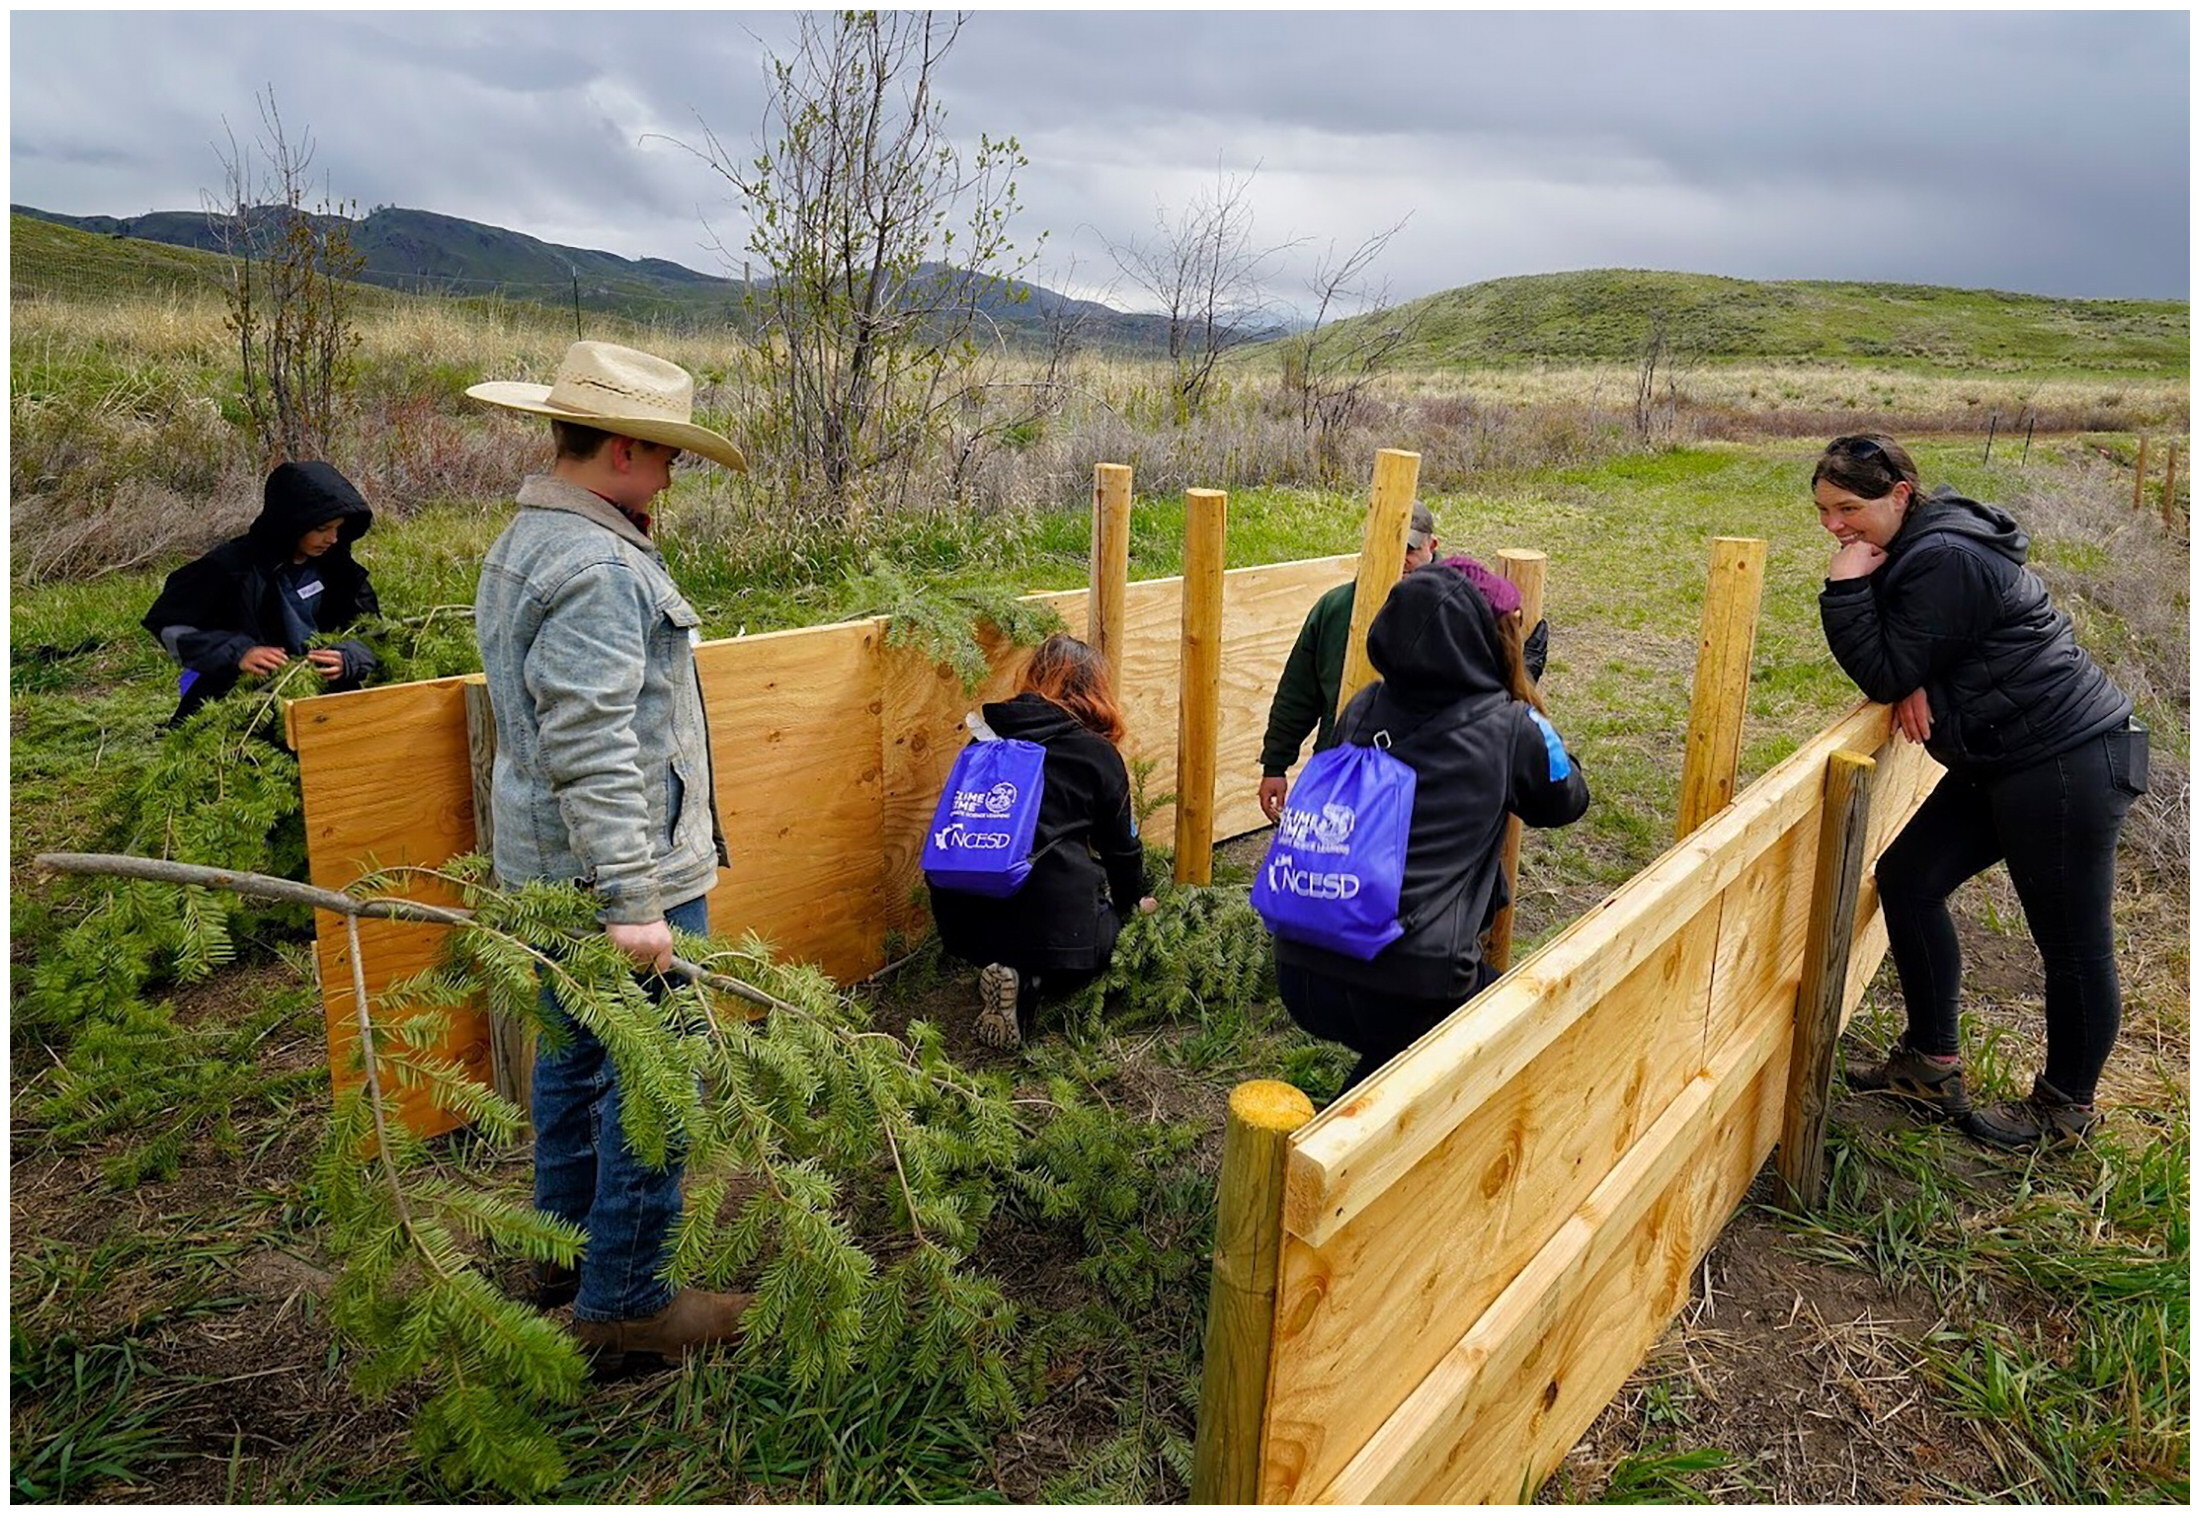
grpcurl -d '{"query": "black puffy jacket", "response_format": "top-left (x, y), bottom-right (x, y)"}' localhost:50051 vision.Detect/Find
top-left (142, 461), bottom-right (379, 721)
top-left (928, 691), bottom-right (1151, 974)
top-left (1275, 565), bottom-right (1590, 1001)
top-left (1819, 491), bottom-right (2129, 775)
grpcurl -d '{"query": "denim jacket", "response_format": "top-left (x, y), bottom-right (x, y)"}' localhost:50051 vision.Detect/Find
top-left (475, 474), bottom-right (727, 923)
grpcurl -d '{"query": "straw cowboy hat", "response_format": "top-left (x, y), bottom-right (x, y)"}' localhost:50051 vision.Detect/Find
top-left (466, 340), bottom-right (746, 471)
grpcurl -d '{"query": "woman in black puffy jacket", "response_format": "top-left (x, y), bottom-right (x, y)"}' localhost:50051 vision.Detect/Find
top-left (928, 634), bottom-right (1156, 1050)
top-left (1814, 433), bottom-right (2146, 1149)
top-left (1274, 557), bottom-right (1590, 1094)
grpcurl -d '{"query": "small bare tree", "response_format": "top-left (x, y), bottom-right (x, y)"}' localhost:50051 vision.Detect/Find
top-left (207, 90), bottom-right (363, 466)
top-left (1107, 167), bottom-right (1301, 424)
top-left (694, 11), bottom-right (1037, 523)
top-left (1286, 218), bottom-right (1416, 480)
top-left (1633, 309), bottom-right (1692, 445)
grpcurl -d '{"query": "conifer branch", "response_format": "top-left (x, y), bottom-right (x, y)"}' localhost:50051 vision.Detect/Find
top-left (33, 851), bottom-right (803, 1016)
top-left (345, 910), bottom-right (452, 1283)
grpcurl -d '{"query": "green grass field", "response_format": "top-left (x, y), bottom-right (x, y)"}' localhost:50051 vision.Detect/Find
top-left (11, 427), bottom-right (2188, 1501)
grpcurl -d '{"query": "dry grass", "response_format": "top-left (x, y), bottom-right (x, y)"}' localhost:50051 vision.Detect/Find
top-left (1383, 360), bottom-right (2189, 431)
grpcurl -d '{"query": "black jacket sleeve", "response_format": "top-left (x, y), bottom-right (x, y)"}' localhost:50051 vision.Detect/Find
top-left (1092, 748), bottom-right (1149, 916)
top-left (144, 555), bottom-right (259, 675)
top-left (1259, 608), bottom-right (1328, 777)
top-left (1819, 542), bottom-right (1999, 705)
top-left (1509, 705), bottom-right (1590, 829)
top-left (323, 562), bottom-right (381, 682)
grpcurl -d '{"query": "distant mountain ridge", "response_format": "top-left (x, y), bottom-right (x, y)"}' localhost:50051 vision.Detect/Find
top-left (10, 202), bottom-right (1198, 350)
top-left (15, 203), bottom-right (2184, 373)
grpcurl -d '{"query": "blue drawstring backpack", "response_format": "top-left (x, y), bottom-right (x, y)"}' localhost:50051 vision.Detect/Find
top-left (1251, 734), bottom-right (1417, 960)
top-left (921, 733), bottom-right (1050, 898)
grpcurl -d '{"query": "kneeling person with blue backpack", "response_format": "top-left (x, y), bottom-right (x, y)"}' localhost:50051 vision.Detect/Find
top-left (1254, 557), bottom-right (1590, 1093)
top-left (925, 634), bottom-right (1158, 1049)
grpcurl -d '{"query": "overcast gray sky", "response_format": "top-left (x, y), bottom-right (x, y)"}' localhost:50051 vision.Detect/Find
top-left (9, 7), bottom-right (2190, 313)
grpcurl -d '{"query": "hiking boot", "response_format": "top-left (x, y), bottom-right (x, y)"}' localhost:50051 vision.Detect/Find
top-left (1845, 1037), bottom-right (1971, 1120)
top-left (569, 1287), bottom-right (756, 1375)
top-left (531, 1261), bottom-right (578, 1311)
top-left (975, 963), bottom-right (1022, 1049)
top-left (1965, 1077), bottom-right (2101, 1151)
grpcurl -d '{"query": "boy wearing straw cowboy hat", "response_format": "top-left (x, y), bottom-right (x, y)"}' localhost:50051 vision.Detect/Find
top-left (468, 340), bottom-right (749, 1371)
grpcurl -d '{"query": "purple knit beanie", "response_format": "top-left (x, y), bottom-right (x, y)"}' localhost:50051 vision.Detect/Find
top-left (1437, 554), bottom-right (1522, 619)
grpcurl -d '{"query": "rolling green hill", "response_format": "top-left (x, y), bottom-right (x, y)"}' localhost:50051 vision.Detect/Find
top-left (1303, 268), bottom-right (2188, 374)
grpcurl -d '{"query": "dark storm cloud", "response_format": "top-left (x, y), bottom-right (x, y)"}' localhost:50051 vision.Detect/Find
top-left (8, 9), bottom-right (2187, 302)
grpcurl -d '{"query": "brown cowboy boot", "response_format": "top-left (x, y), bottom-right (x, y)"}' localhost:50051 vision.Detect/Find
top-left (569, 1288), bottom-right (756, 1374)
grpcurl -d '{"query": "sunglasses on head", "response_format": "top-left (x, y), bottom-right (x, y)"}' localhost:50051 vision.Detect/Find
top-left (1829, 435), bottom-right (1891, 463)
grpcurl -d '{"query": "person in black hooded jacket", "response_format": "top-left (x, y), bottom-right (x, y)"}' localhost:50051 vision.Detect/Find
top-left (1274, 556), bottom-right (1590, 1093)
top-left (143, 460), bottom-right (381, 723)
top-left (1814, 433), bottom-right (2145, 1149)
top-left (928, 633), bottom-right (1157, 1049)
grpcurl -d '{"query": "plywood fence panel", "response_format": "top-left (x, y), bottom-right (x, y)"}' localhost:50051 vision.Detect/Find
top-left (1259, 706), bottom-right (1944, 1503)
top-left (1701, 812), bottom-right (1819, 1070)
top-left (290, 677), bottom-right (485, 1138)
top-left (699, 621), bottom-right (888, 982)
top-left (1258, 903), bottom-right (1720, 1503)
top-left (294, 555), bottom-right (1352, 1132)
top-left (1316, 1015), bottom-right (1790, 1503)
top-left (877, 635), bottom-right (1033, 939)
top-left (1282, 699), bottom-right (1898, 1250)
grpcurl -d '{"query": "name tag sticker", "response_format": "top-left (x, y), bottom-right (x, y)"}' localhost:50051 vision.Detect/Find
top-left (296, 580), bottom-right (324, 600)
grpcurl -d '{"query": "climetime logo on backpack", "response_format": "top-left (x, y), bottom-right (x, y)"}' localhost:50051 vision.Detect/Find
top-left (1274, 800), bottom-right (1356, 852)
top-left (1251, 741), bottom-right (1417, 960)
top-left (922, 739), bottom-right (1048, 897)
top-left (949, 781), bottom-right (1020, 820)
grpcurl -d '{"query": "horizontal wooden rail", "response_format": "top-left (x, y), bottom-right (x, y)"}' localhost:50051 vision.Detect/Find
top-left (1282, 699), bottom-right (1895, 1249)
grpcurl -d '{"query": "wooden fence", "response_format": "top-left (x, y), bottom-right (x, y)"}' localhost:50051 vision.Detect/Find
top-left (287, 552), bottom-right (1356, 1137)
top-left (1200, 698), bottom-right (1941, 1502)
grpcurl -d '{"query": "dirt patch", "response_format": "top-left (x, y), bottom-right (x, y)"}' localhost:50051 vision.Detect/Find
top-left (1552, 1192), bottom-right (2009, 1502)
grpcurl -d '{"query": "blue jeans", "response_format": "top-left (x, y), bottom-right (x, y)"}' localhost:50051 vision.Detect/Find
top-left (533, 895), bottom-right (707, 1322)
top-left (1878, 725), bottom-right (2145, 1104)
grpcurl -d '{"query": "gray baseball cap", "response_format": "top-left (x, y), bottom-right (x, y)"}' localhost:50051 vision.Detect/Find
top-left (1407, 499), bottom-right (1437, 550)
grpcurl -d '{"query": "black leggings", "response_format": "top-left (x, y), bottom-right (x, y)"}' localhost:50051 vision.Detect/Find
top-left (1877, 724), bottom-right (2146, 1103)
top-left (1277, 959), bottom-right (1499, 1094)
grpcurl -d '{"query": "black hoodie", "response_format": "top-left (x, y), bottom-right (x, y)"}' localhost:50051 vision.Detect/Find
top-left (1275, 565), bottom-right (1590, 1000)
top-left (927, 690), bottom-right (1151, 973)
top-left (1819, 490), bottom-right (2129, 774)
top-left (143, 461), bottom-right (380, 721)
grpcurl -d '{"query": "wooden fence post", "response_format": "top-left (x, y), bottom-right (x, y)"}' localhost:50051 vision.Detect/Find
top-left (462, 676), bottom-right (532, 1130)
top-left (1175, 488), bottom-right (1228, 885)
top-left (1090, 463), bottom-right (1133, 694)
top-left (2133, 436), bottom-right (2150, 511)
top-left (1336, 448), bottom-right (1423, 721)
top-left (1484, 548), bottom-right (1548, 975)
top-left (1191, 1079), bottom-right (1316, 1504)
top-left (2162, 443), bottom-right (2181, 533)
top-left (1776, 749), bottom-right (1877, 1212)
top-left (1675, 537), bottom-right (1767, 840)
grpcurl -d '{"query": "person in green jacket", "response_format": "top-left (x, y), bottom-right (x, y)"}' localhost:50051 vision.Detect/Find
top-left (1256, 500), bottom-right (1548, 822)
